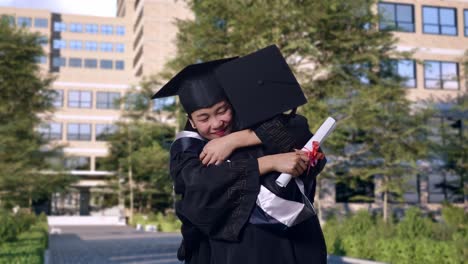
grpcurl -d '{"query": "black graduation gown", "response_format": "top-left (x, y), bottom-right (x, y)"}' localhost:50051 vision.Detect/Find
top-left (170, 114), bottom-right (327, 264)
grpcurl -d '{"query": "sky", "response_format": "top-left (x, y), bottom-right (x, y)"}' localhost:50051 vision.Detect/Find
top-left (0, 0), bottom-right (117, 17)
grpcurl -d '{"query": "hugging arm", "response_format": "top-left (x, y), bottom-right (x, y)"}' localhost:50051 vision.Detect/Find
top-left (201, 115), bottom-right (297, 165)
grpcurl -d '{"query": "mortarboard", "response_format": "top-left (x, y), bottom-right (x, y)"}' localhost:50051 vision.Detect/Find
top-left (214, 45), bottom-right (307, 129)
top-left (151, 57), bottom-right (236, 114)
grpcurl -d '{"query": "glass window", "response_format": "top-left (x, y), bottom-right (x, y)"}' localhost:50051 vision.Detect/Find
top-left (348, 63), bottom-right (370, 84)
top-left (152, 96), bottom-right (175, 111)
top-left (423, 6), bottom-right (457, 36)
top-left (85, 41), bottom-right (97, 51)
top-left (101, 25), bottom-right (113, 35)
top-left (52, 89), bottom-right (63, 108)
top-left (67, 124), bottom-right (91, 141)
top-left (115, 60), bottom-right (125, 70)
top-left (68, 90), bottom-right (92, 108)
top-left (69, 23), bottom-right (83, 32)
top-left (465, 10), bottom-right (468, 36)
top-left (53, 22), bottom-right (66, 32)
top-left (125, 93), bottom-right (149, 110)
top-left (428, 173), bottom-right (463, 203)
top-left (403, 175), bottom-right (420, 204)
top-left (378, 2), bottom-right (414, 32)
top-left (84, 59), bottom-right (97, 68)
top-left (38, 123), bottom-right (62, 140)
top-left (1, 15), bottom-right (15, 26)
top-left (100, 42), bottom-right (113, 52)
top-left (335, 176), bottom-right (375, 203)
top-left (100, 60), bottom-right (113, 69)
top-left (34, 18), bottom-right (48, 28)
top-left (96, 124), bottom-right (117, 141)
top-left (397, 60), bottom-right (416, 88)
top-left (64, 156), bottom-right (90, 170)
top-left (35, 56), bottom-right (47, 64)
top-left (52, 56), bottom-right (66, 67)
top-left (424, 61), bottom-right (459, 90)
top-left (115, 43), bottom-right (125, 53)
top-left (69, 40), bottom-right (82, 50)
top-left (96, 92), bottom-right (121, 109)
top-left (17, 17), bottom-right (32, 27)
top-left (115, 25), bottom-right (125, 35)
top-left (69, 58), bottom-right (82, 68)
top-left (382, 59), bottom-right (416, 88)
top-left (37, 36), bottom-right (48, 46)
top-left (85, 23), bottom-right (98, 33)
top-left (53, 39), bottom-right (66, 49)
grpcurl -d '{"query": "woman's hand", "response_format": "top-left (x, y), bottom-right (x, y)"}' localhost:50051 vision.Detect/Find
top-left (258, 150), bottom-right (310, 177)
top-left (200, 136), bottom-right (237, 166)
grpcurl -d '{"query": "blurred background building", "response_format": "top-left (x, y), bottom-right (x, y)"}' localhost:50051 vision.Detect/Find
top-left (0, 0), bottom-right (466, 216)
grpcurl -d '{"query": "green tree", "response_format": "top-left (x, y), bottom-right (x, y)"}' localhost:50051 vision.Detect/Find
top-left (0, 18), bottom-right (72, 210)
top-left (103, 82), bottom-right (174, 221)
top-left (164, 0), bottom-right (429, 221)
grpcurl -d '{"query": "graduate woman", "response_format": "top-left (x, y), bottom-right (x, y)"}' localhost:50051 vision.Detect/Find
top-left (151, 46), bottom-right (327, 264)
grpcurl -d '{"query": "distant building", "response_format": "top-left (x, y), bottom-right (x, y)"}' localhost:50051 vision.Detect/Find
top-left (0, 0), bottom-right (192, 215)
top-left (319, 0), bottom-right (467, 217)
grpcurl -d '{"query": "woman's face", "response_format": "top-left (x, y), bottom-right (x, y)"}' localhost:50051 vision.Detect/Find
top-left (189, 100), bottom-right (233, 140)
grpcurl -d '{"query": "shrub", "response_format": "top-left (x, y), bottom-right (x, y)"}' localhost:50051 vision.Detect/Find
top-left (131, 212), bottom-right (182, 232)
top-left (322, 205), bottom-right (465, 263)
top-left (0, 212), bottom-right (18, 243)
top-left (14, 211), bottom-right (37, 234)
top-left (396, 207), bottom-right (433, 239)
top-left (441, 203), bottom-right (466, 230)
top-left (0, 222), bottom-right (48, 264)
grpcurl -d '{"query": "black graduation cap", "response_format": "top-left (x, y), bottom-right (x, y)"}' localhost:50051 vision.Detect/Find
top-left (151, 57), bottom-right (236, 114)
top-left (214, 45), bottom-right (307, 129)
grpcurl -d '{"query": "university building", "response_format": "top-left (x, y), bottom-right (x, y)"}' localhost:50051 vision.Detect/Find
top-left (0, 0), bottom-right (192, 215)
top-left (320, 0), bottom-right (467, 217)
top-left (0, 0), bottom-right (466, 216)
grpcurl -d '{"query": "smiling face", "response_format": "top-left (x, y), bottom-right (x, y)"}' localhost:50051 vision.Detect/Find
top-left (188, 100), bottom-right (233, 140)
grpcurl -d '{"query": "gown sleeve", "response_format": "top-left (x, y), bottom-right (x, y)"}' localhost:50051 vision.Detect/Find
top-left (254, 114), bottom-right (327, 201)
top-left (253, 114), bottom-right (296, 154)
top-left (170, 137), bottom-right (260, 242)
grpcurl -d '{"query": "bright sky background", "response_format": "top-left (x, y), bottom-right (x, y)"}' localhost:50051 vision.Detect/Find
top-left (0, 0), bottom-right (117, 17)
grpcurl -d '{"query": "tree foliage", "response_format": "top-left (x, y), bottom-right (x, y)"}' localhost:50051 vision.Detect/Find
top-left (102, 82), bottom-right (175, 212)
top-left (0, 19), bottom-right (73, 209)
top-left (164, 0), bottom-right (431, 220)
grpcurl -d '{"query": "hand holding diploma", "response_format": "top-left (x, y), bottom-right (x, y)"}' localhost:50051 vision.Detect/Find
top-left (276, 117), bottom-right (336, 187)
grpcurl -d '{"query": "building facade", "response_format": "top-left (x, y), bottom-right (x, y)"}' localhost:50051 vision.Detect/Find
top-left (0, 0), bottom-right (466, 216)
top-left (0, 0), bottom-right (192, 215)
top-left (319, 0), bottom-right (467, 218)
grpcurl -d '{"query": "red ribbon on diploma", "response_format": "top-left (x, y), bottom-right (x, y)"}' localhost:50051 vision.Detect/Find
top-left (303, 141), bottom-right (324, 175)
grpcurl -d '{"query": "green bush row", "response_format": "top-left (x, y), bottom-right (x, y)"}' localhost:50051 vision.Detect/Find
top-left (0, 217), bottom-right (48, 264)
top-left (0, 210), bottom-right (47, 244)
top-left (323, 205), bottom-right (467, 264)
top-left (130, 211), bottom-right (182, 232)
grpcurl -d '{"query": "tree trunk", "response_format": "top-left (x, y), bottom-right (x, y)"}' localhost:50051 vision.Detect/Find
top-left (129, 164), bottom-right (134, 223)
top-left (28, 193), bottom-right (32, 213)
top-left (146, 192), bottom-right (152, 211)
top-left (128, 127), bottom-right (134, 224)
top-left (383, 189), bottom-right (388, 223)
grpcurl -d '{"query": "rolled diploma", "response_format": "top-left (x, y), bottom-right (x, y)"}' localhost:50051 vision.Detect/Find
top-left (275, 117), bottom-right (336, 187)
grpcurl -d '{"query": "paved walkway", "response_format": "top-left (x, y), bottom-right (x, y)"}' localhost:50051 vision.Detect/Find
top-left (48, 226), bottom-right (183, 264)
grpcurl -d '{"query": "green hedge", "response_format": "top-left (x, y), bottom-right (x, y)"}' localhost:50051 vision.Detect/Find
top-left (0, 212), bottom-right (48, 264)
top-left (130, 211), bottom-right (182, 232)
top-left (323, 205), bottom-right (466, 264)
